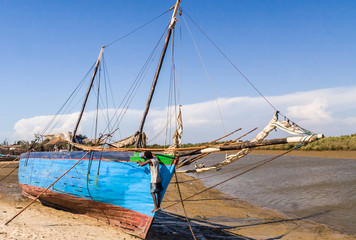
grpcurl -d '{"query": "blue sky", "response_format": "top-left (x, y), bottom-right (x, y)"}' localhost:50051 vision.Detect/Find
top-left (1, 0), bottom-right (356, 144)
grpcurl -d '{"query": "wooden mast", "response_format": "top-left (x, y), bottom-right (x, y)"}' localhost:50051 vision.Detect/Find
top-left (136, 0), bottom-right (181, 147)
top-left (72, 46), bottom-right (105, 143)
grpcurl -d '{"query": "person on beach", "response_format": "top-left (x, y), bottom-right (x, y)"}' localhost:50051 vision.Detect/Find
top-left (137, 151), bottom-right (163, 213)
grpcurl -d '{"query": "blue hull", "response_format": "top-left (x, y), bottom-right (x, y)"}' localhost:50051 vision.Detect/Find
top-left (18, 151), bottom-right (176, 238)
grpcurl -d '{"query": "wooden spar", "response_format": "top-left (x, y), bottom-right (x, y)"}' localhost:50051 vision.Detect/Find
top-left (231, 127), bottom-right (258, 142)
top-left (207, 128), bottom-right (241, 144)
top-left (177, 138), bottom-right (288, 157)
top-left (177, 127), bottom-right (257, 169)
top-left (72, 46), bottom-right (105, 142)
top-left (136, 0), bottom-right (181, 148)
top-left (177, 128), bottom-right (242, 168)
top-left (177, 134), bottom-right (324, 157)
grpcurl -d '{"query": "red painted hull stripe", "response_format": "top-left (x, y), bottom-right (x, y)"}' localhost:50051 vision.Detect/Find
top-left (20, 183), bottom-right (153, 239)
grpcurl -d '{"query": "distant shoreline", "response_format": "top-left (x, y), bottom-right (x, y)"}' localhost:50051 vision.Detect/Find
top-left (250, 149), bottom-right (356, 159)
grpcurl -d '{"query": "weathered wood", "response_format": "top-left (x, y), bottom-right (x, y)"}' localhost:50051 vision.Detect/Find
top-left (177, 138), bottom-right (289, 157)
top-left (136, 0), bottom-right (181, 147)
top-left (72, 46), bottom-right (105, 142)
top-left (5, 151), bottom-right (91, 226)
top-left (20, 184), bottom-right (153, 239)
top-left (221, 138), bottom-right (288, 151)
top-left (207, 128), bottom-right (242, 144)
top-left (17, 151), bottom-right (177, 239)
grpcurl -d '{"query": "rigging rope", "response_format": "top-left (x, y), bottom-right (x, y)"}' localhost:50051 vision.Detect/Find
top-left (176, 154), bottom-right (274, 184)
top-left (146, 24), bottom-right (184, 145)
top-left (182, 14), bottom-right (226, 134)
top-left (181, 9), bottom-right (318, 138)
top-left (105, 9), bottom-right (171, 47)
top-left (177, 128), bottom-right (245, 169)
top-left (165, 146), bottom-right (303, 210)
top-left (0, 157), bottom-right (19, 170)
top-left (174, 171), bottom-right (197, 240)
top-left (102, 55), bottom-right (116, 134)
top-left (105, 25), bottom-right (170, 139)
top-left (94, 65), bottom-right (101, 141)
top-left (165, 27), bottom-right (179, 147)
top-left (42, 62), bottom-right (96, 136)
top-left (89, 58), bottom-right (115, 139)
top-left (0, 164), bottom-right (19, 182)
top-left (40, 9), bottom-right (173, 143)
top-left (178, 10), bottom-right (183, 105)
top-left (85, 150), bottom-right (111, 224)
top-left (5, 151), bottom-right (92, 225)
top-left (181, 9), bottom-right (278, 113)
top-left (0, 152), bottom-right (20, 184)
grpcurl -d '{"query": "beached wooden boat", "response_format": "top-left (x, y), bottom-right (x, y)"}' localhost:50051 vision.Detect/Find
top-left (19, 152), bottom-right (176, 238)
top-left (17, 0), bottom-right (323, 238)
top-left (18, 2), bottom-right (183, 238)
top-left (0, 153), bottom-right (18, 161)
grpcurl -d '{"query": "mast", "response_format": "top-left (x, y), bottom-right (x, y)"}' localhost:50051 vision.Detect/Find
top-left (72, 46), bottom-right (105, 142)
top-left (136, 0), bottom-right (181, 147)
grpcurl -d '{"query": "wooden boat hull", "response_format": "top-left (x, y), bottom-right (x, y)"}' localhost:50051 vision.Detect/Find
top-left (18, 151), bottom-right (176, 239)
top-left (0, 153), bottom-right (18, 161)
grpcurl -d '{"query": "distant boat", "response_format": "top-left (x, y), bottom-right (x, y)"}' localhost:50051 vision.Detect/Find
top-left (0, 153), bottom-right (18, 161)
top-left (17, 0), bottom-right (323, 238)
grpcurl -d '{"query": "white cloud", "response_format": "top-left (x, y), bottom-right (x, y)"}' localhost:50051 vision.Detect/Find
top-left (286, 98), bottom-right (332, 123)
top-left (12, 85), bottom-right (356, 143)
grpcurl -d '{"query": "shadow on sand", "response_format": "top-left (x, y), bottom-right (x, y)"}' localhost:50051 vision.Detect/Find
top-left (148, 210), bottom-right (332, 240)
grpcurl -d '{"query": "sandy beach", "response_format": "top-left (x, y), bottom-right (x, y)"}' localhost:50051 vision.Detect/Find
top-left (1, 156), bottom-right (355, 239)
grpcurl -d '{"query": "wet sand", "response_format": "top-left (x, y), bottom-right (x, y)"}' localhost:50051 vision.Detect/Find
top-left (1, 161), bottom-right (355, 239)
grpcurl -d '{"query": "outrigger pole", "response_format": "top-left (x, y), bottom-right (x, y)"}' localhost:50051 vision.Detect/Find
top-left (72, 46), bottom-right (105, 143)
top-left (177, 134), bottom-right (324, 157)
top-left (136, 0), bottom-right (181, 148)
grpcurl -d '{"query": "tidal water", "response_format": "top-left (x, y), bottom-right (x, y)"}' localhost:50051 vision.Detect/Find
top-left (184, 153), bottom-right (356, 234)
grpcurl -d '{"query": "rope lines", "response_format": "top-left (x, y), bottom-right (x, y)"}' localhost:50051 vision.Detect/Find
top-left (24, 8), bottom-right (172, 145)
top-left (164, 27), bottom-right (181, 147)
top-left (147, 24), bottom-right (184, 145)
top-left (0, 157), bottom-right (19, 170)
top-left (179, 8), bottom-right (319, 137)
top-left (94, 66), bottom-right (101, 141)
top-left (105, 9), bottom-right (171, 48)
top-left (5, 151), bottom-right (92, 225)
top-left (102, 55), bottom-right (117, 134)
top-left (181, 8), bottom-right (279, 114)
top-left (176, 156), bottom-right (270, 184)
top-left (0, 156), bottom-right (20, 184)
top-left (181, 14), bottom-right (226, 134)
top-left (174, 171), bottom-right (197, 240)
top-left (85, 150), bottom-right (112, 225)
top-left (105, 25), bottom-right (170, 140)
top-left (38, 21), bottom-right (170, 144)
top-left (177, 127), bottom-right (246, 169)
top-left (0, 164), bottom-right (19, 182)
top-left (166, 146), bottom-right (302, 210)
top-left (41, 62), bottom-right (96, 136)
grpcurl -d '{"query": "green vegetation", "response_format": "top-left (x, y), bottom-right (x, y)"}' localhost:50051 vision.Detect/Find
top-left (257, 134), bottom-right (356, 151)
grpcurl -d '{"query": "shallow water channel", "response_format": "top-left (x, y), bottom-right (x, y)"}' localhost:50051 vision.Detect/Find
top-left (184, 153), bottom-right (356, 235)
